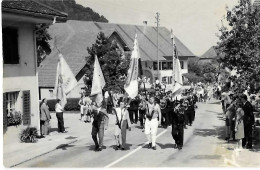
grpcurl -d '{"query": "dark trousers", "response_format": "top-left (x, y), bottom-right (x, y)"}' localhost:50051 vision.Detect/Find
top-left (121, 120), bottom-right (128, 148)
top-left (184, 112), bottom-right (188, 125)
top-left (107, 104), bottom-right (113, 114)
top-left (242, 124), bottom-right (253, 148)
top-left (56, 112), bottom-right (65, 132)
top-left (129, 110), bottom-right (138, 123)
top-left (188, 111), bottom-right (193, 125)
top-left (139, 110), bottom-right (145, 127)
top-left (172, 124), bottom-right (184, 147)
top-left (162, 112), bottom-right (169, 127)
top-left (92, 122), bottom-right (105, 147)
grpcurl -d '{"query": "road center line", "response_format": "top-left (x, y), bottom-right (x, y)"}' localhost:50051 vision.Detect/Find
top-left (104, 129), bottom-right (168, 168)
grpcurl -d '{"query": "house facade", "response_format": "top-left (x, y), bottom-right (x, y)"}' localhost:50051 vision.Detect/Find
top-left (39, 20), bottom-right (195, 99)
top-left (2, 0), bottom-right (67, 134)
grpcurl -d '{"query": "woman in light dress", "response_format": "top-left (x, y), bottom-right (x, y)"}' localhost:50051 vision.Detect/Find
top-left (113, 97), bottom-right (131, 150)
top-left (234, 99), bottom-right (244, 150)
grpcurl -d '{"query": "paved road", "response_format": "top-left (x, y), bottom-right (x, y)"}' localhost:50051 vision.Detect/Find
top-left (16, 102), bottom-right (242, 168)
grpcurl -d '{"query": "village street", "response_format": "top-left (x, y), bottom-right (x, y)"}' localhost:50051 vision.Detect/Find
top-left (13, 102), bottom-right (259, 168)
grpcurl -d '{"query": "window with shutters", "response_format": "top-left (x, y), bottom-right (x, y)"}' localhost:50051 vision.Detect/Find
top-left (5, 92), bottom-right (19, 116)
top-left (23, 91), bottom-right (31, 125)
top-left (2, 27), bottom-right (19, 64)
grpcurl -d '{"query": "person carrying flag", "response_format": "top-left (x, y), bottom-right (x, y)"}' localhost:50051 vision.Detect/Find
top-left (90, 100), bottom-right (109, 151)
top-left (89, 55), bottom-right (108, 151)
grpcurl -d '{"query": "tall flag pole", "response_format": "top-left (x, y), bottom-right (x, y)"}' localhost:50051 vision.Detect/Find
top-left (54, 53), bottom-right (78, 107)
top-left (171, 29), bottom-right (183, 96)
top-left (124, 34), bottom-right (140, 99)
top-left (90, 55), bottom-right (106, 105)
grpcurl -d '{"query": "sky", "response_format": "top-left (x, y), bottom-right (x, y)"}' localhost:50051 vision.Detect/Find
top-left (75, 0), bottom-right (239, 56)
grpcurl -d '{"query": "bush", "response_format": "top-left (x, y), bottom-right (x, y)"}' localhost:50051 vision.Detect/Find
top-left (46, 98), bottom-right (80, 111)
top-left (183, 73), bottom-right (205, 84)
top-left (20, 127), bottom-right (38, 143)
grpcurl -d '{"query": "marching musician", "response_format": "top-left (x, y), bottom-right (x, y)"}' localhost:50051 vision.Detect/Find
top-left (171, 99), bottom-right (185, 150)
top-left (160, 95), bottom-right (170, 129)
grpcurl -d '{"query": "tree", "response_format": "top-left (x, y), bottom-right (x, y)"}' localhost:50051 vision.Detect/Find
top-left (216, 0), bottom-right (260, 92)
top-left (36, 24), bottom-right (52, 67)
top-left (186, 58), bottom-right (217, 83)
top-left (83, 32), bottom-right (130, 94)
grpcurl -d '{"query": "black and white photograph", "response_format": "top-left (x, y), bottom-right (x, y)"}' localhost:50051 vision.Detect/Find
top-left (2, 0), bottom-right (260, 168)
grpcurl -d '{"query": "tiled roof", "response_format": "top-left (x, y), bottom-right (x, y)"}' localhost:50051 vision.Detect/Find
top-left (39, 20), bottom-right (195, 87)
top-left (253, 0), bottom-right (260, 6)
top-left (2, 0), bottom-right (67, 19)
top-left (200, 46), bottom-right (218, 59)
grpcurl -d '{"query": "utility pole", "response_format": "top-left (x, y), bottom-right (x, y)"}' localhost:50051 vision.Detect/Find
top-left (155, 12), bottom-right (160, 82)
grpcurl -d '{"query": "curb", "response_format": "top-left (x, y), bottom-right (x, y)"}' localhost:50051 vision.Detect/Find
top-left (9, 139), bottom-right (78, 168)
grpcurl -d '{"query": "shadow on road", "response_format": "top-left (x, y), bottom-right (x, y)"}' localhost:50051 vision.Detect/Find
top-left (56, 144), bottom-right (75, 150)
top-left (49, 127), bottom-right (70, 133)
top-left (193, 125), bottom-right (226, 140)
top-left (49, 128), bottom-right (58, 133)
top-left (88, 145), bottom-right (107, 151)
top-left (157, 143), bottom-right (175, 149)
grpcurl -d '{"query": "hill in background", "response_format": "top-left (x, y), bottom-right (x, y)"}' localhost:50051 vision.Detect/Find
top-left (37, 0), bottom-right (108, 22)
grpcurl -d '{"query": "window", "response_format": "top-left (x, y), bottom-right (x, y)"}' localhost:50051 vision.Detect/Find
top-left (2, 27), bottom-right (19, 64)
top-left (169, 76), bottom-right (172, 84)
top-left (162, 77), bottom-right (167, 84)
top-left (5, 92), bottom-right (19, 116)
top-left (153, 62), bottom-right (157, 70)
top-left (145, 62), bottom-right (148, 68)
top-left (49, 89), bottom-right (54, 97)
top-left (162, 62), bottom-right (168, 70)
top-left (168, 62), bottom-right (173, 69)
top-left (180, 61), bottom-right (184, 69)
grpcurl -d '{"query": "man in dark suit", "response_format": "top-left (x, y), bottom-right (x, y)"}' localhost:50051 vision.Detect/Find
top-left (241, 94), bottom-right (255, 149)
top-left (90, 100), bottom-right (109, 151)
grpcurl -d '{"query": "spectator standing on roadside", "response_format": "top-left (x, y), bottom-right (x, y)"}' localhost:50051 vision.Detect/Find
top-left (234, 99), bottom-right (245, 151)
top-left (55, 99), bottom-right (66, 133)
top-left (78, 94), bottom-right (84, 121)
top-left (40, 98), bottom-right (51, 136)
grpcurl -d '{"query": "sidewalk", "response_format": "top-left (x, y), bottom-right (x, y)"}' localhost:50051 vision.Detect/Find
top-left (3, 112), bottom-right (116, 168)
top-left (205, 101), bottom-right (260, 167)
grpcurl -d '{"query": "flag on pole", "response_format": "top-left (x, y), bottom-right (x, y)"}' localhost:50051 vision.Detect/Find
top-left (54, 53), bottom-right (78, 107)
top-left (90, 55), bottom-right (106, 105)
top-left (171, 30), bottom-right (183, 95)
top-left (124, 34), bottom-right (141, 99)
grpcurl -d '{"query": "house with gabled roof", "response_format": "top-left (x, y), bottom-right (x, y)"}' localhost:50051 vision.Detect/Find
top-left (199, 46), bottom-right (218, 63)
top-left (2, 0), bottom-right (67, 134)
top-left (39, 20), bottom-right (195, 99)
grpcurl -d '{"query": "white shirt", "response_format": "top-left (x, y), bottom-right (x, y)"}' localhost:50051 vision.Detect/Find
top-left (55, 103), bottom-right (63, 112)
top-left (104, 91), bottom-right (109, 99)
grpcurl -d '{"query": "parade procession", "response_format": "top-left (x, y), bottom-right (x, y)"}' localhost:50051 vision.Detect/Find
top-left (71, 33), bottom-right (198, 152)
top-left (2, 0), bottom-right (260, 168)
